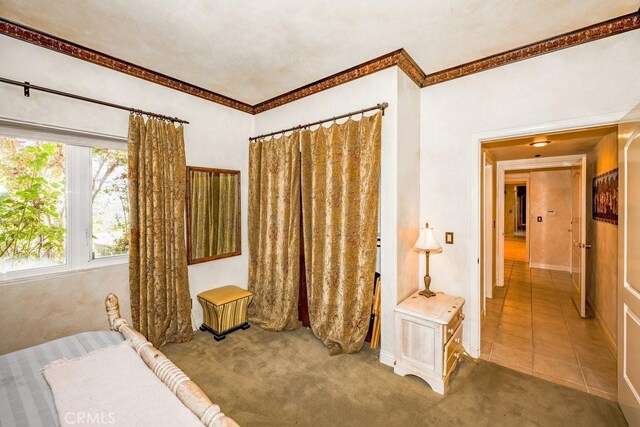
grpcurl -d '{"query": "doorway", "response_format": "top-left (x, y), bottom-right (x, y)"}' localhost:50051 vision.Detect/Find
top-left (480, 125), bottom-right (619, 400)
top-left (503, 177), bottom-right (529, 263)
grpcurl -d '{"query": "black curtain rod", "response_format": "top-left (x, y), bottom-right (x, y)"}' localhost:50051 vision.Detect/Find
top-left (0, 77), bottom-right (189, 124)
top-left (249, 102), bottom-right (388, 141)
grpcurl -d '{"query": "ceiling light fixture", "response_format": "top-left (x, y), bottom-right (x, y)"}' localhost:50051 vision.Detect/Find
top-left (529, 140), bottom-right (551, 148)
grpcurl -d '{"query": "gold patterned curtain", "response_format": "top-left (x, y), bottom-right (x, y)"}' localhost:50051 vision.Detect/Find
top-left (301, 113), bottom-right (382, 355)
top-left (248, 133), bottom-right (301, 330)
top-left (128, 114), bottom-right (193, 348)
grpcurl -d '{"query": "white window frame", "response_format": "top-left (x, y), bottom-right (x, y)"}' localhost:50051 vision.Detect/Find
top-left (0, 118), bottom-right (128, 283)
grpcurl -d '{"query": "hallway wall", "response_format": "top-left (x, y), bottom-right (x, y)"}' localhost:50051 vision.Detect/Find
top-left (529, 169), bottom-right (572, 271)
top-left (586, 131), bottom-right (618, 346)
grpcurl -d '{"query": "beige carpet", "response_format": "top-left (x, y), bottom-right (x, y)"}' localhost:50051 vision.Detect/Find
top-left (162, 326), bottom-right (626, 427)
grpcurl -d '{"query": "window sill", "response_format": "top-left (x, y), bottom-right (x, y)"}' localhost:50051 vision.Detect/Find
top-left (0, 257), bottom-right (128, 286)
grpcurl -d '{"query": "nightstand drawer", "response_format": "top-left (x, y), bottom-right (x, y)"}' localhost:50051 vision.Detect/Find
top-left (444, 324), bottom-right (463, 375)
top-left (445, 309), bottom-right (464, 343)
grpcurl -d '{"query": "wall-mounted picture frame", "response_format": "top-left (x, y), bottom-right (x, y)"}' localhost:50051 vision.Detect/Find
top-left (592, 168), bottom-right (618, 225)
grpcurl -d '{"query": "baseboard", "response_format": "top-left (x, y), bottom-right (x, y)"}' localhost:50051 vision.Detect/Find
top-left (485, 280), bottom-right (494, 298)
top-left (465, 343), bottom-right (480, 359)
top-left (192, 314), bottom-right (203, 332)
top-left (379, 349), bottom-right (395, 367)
top-left (594, 309), bottom-right (617, 354)
top-left (529, 262), bottom-right (571, 272)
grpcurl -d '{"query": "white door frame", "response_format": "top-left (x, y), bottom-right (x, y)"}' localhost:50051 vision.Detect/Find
top-left (483, 153), bottom-right (494, 301)
top-left (495, 155), bottom-right (585, 286)
top-left (470, 111), bottom-right (625, 356)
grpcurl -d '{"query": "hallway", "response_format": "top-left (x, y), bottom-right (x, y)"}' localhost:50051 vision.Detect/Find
top-left (481, 260), bottom-right (617, 400)
top-left (504, 235), bottom-right (526, 262)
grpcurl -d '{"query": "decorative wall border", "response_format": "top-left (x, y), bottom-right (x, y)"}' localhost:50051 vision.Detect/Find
top-left (252, 49), bottom-right (425, 113)
top-left (0, 18), bottom-right (254, 113)
top-left (1, 10), bottom-right (639, 114)
top-left (423, 10), bottom-right (640, 87)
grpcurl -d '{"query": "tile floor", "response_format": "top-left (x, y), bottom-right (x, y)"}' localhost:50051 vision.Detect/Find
top-left (504, 236), bottom-right (526, 262)
top-left (481, 260), bottom-right (617, 401)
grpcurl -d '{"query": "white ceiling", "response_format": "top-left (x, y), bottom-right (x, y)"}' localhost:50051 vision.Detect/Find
top-left (483, 126), bottom-right (618, 161)
top-left (1, 1), bottom-right (638, 104)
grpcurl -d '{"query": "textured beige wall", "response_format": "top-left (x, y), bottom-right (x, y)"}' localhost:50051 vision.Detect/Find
top-left (504, 184), bottom-right (517, 236)
top-left (0, 265), bottom-right (130, 355)
top-left (529, 169), bottom-right (572, 270)
top-left (586, 131), bottom-right (618, 344)
top-left (421, 31), bottom-right (640, 357)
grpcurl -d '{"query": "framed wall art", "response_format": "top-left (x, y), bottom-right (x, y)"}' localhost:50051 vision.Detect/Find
top-left (592, 168), bottom-right (618, 225)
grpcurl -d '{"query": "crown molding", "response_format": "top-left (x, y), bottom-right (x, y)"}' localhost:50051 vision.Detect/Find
top-left (254, 11), bottom-right (639, 108)
top-left (0, 18), bottom-right (254, 113)
top-left (423, 10), bottom-right (640, 87)
top-left (1, 11), bottom-right (638, 115)
top-left (252, 49), bottom-right (425, 113)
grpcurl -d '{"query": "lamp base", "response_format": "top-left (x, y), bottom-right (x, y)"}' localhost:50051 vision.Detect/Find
top-left (419, 289), bottom-right (436, 298)
top-left (420, 272), bottom-right (436, 298)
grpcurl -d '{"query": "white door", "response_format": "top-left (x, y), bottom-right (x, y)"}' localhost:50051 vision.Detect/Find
top-left (570, 157), bottom-right (587, 318)
top-left (618, 104), bottom-right (640, 425)
top-left (484, 160), bottom-right (494, 301)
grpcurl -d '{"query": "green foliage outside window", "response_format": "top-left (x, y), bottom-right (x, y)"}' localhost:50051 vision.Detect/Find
top-left (0, 137), bottom-right (130, 273)
top-left (0, 138), bottom-right (66, 263)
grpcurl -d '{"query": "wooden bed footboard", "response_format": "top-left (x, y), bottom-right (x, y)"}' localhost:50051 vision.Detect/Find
top-left (105, 293), bottom-right (239, 427)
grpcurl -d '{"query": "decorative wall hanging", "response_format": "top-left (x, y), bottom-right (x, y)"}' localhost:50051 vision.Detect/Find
top-left (592, 168), bottom-right (618, 225)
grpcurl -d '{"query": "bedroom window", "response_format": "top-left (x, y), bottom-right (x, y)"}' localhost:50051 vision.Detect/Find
top-left (91, 148), bottom-right (129, 259)
top-left (0, 131), bottom-right (128, 280)
top-left (0, 137), bottom-right (67, 273)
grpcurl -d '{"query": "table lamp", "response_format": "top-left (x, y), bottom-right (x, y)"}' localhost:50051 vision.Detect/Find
top-left (414, 223), bottom-right (443, 298)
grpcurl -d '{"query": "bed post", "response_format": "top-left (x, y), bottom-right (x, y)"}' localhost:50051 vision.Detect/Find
top-left (105, 293), bottom-right (239, 427)
top-left (105, 293), bottom-right (126, 331)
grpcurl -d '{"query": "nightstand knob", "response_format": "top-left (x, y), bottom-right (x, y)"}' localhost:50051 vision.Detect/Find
top-left (460, 312), bottom-right (465, 320)
top-left (454, 337), bottom-right (461, 344)
top-left (448, 328), bottom-right (453, 334)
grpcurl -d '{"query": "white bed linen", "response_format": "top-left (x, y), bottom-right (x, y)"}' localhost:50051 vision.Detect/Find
top-left (43, 340), bottom-right (203, 427)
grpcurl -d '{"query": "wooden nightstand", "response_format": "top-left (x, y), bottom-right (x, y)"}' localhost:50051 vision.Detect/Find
top-left (394, 290), bottom-right (465, 395)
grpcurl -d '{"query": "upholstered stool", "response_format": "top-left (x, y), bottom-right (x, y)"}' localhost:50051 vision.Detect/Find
top-left (197, 286), bottom-right (253, 341)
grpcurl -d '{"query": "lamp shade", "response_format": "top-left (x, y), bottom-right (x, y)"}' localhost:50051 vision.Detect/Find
top-left (414, 224), bottom-right (442, 253)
